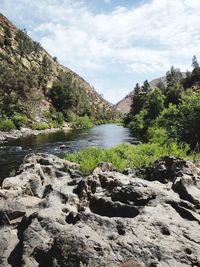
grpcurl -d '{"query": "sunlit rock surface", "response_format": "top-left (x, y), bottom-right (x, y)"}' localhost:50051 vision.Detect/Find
top-left (0, 154), bottom-right (200, 267)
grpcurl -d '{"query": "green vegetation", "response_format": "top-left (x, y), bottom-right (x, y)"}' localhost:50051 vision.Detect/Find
top-left (47, 72), bottom-right (117, 122)
top-left (0, 119), bottom-right (16, 131)
top-left (12, 113), bottom-right (28, 128)
top-left (65, 142), bottom-right (189, 175)
top-left (68, 112), bottom-right (94, 129)
top-left (43, 110), bottom-right (64, 128)
top-left (1, 26), bottom-right (13, 47)
top-left (47, 73), bottom-right (79, 115)
top-left (125, 56), bottom-right (200, 151)
top-left (15, 29), bottom-right (41, 56)
top-left (31, 122), bottom-right (49, 130)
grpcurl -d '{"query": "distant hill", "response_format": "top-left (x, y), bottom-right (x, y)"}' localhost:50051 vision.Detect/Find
top-left (115, 76), bottom-right (167, 114)
top-left (0, 13), bottom-right (116, 125)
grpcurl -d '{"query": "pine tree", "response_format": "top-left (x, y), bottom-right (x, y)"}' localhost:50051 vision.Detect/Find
top-left (142, 80), bottom-right (150, 93)
top-left (130, 83), bottom-right (146, 116)
top-left (134, 83), bottom-right (140, 94)
top-left (192, 55), bottom-right (199, 69)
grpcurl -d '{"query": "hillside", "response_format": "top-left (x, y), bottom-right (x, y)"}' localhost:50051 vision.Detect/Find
top-left (115, 76), bottom-right (167, 114)
top-left (0, 13), bottom-right (116, 129)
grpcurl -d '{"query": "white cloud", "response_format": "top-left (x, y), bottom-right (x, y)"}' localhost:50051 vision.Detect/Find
top-left (1, 0), bottom-right (200, 103)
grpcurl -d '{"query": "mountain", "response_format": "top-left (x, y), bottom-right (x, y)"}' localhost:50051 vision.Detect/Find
top-left (115, 76), bottom-right (167, 114)
top-left (0, 13), bottom-right (116, 127)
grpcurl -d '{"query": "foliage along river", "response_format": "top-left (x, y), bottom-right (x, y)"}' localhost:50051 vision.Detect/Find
top-left (0, 124), bottom-right (138, 182)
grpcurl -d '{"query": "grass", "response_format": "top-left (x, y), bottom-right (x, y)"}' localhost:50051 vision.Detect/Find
top-left (0, 119), bottom-right (16, 131)
top-left (65, 142), bottom-right (189, 175)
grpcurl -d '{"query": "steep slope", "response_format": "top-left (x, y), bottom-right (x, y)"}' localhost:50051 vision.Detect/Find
top-left (115, 76), bottom-right (167, 114)
top-left (0, 13), bottom-right (116, 126)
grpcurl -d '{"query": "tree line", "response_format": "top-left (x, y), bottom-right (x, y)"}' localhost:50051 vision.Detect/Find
top-left (125, 56), bottom-right (200, 150)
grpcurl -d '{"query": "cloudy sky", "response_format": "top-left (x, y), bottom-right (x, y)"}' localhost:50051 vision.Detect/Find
top-left (1, 0), bottom-right (200, 103)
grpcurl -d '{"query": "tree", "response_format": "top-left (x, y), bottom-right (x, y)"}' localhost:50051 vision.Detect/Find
top-left (178, 92), bottom-right (200, 148)
top-left (156, 80), bottom-right (166, 92)
top-left (157, 91), bottom-right (200, 149)
top-left (157, 104), bottom-right (180, 140)
top-left (142, 80), bottom-right (150, 93)
top-left (166, 66), bottom-right (183, 88)
top-left (130, 83), bottom-right (146, 116)
top-left (147, 88), bottom-right (165, 119)
top-left (134, 83), bottom-right (140, 94)
top-left (189, 56), bottom-right (200, 86)
top-left (165, 66), bottom-right (184, 105)
top-left (192, 55), bottom-right (199, 69)
top-left (129, 109), bottom-right (148, 138)
top-left (48, 82), bottom-right (77, 115)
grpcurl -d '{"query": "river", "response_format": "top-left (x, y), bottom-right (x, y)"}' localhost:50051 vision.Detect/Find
top-left (0, 124), bottom-right (138, 181)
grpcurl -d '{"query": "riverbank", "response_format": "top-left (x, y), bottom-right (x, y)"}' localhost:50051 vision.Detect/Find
top-left (0, 123), bottom-right (73, 143)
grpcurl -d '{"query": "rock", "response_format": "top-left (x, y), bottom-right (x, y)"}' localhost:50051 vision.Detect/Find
top-left (93, 162), bottom-right (115, 174)
top-left (120, 261), bottom-right (145, 267)
top-left (15, 146), bottom-right (22, 152)
top-left (0, 227), bottom-right (19, 267)
top-left (59, 144), bottom-right (66, 149)
top-left (0, 127), bottom-right (73, 143)
top-left (0, 154), bottom-right (200, 266)
top-left (143, 156), bottom-right (200, 183)
top-left (172, 174), bottom-right (200, 206)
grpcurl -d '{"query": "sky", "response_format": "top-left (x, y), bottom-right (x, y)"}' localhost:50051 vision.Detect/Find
top-left (1, 0), bottom-right (200, 104)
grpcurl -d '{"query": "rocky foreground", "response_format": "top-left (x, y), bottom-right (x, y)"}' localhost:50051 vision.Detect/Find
top-left (0, 154), bottom-right (200, 267)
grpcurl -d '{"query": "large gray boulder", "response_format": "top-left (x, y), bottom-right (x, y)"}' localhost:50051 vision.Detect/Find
top-left (0, 154), bottom-right (200, 267)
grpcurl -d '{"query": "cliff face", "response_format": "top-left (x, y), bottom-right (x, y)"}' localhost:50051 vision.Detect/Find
top-left (0, 13), bottom-right (116, 123)
top-left (115, 91), bottom-right (134, 114)
top-left (115, 77), bottom-right (167, 114)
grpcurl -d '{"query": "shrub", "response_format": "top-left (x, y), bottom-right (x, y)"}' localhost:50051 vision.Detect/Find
top-left (12, 113), bottom-right (28, 128)
top-left (0, 119), bottom-right (16, 131)
top-left (31, 122), bottom-right (49, 130)
top-left (55, 112), bottom-right (64, 126)
top-left (4, 35), bottom-right (12, 46)
top-left (43, 110), bottom-right (64, 127)
top-left (147, 126), bottom-right (169, 145)
top-left (53, 56), bottom-right (58, 62)
top-left (33, 41), bottom-right (41, 53)
top-left (15, 29), bottom-right (35, 56)
top-left (65, 142), bottom-right (189, 175)
top-left (68, 113), bottom-right (94, 129)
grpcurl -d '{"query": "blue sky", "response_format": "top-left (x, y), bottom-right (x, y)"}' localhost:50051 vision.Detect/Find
top-left (1, 0), bottom-right (200, 103)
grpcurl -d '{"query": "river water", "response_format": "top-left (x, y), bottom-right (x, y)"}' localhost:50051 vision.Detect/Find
top-left (0, 124), bottom-right (138, 181)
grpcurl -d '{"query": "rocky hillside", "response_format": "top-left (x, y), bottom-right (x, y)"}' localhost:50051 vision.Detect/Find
top-left (115, 77), bottom-right (166, 114)
top-left (0, 13), bottom-right (116, 125)
top-left (0, 153), bottom-right (200, 267)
